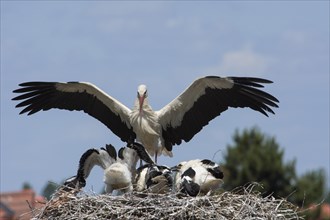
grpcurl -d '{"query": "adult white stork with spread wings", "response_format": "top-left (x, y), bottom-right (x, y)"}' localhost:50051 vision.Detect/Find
top-left (12, 76), bottom-right (279, 162)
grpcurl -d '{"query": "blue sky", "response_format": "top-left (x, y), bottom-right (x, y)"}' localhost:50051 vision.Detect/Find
top-left (1, 1), bottom-right (329, 196)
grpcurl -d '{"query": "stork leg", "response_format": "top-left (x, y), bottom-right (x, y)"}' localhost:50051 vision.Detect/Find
top-left (155, 152), bottom-right (158, 164)
top-left (105, 184), bottom-right (113, 194)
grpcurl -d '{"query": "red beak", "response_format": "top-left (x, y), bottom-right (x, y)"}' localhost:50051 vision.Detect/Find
top-left (139, 95), bottom-right (145, 113)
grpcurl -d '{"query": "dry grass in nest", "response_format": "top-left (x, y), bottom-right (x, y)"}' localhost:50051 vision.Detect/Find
top-left (31, 183), bottom-right (302, 220)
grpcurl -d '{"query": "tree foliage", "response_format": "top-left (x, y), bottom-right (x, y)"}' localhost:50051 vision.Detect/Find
top-left (222, 127), bottom-right (328, 206)
top-left (292, 169), bottom-right (327, 207)
top-left (41, 181), bottom-right (58, 200)
top-left (22, 182), bottom-right (33, 190)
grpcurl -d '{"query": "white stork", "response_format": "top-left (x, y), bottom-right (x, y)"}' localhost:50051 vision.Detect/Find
top-left (135, 164), bottom-right (173, 194)
top-left (103, 146), bottom-right (138, 194)
top-left (175, 159), bottom-right (224, 196)
top-left (12, 76), bottom-right (279, 162)
top-left (66, 142), bottom-right (154, 194)
top-left (62, 145), bottom-right (116, 193)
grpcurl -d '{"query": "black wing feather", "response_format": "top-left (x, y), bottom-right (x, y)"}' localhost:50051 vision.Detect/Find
top-left (162, 77), bottom-right (279, 151)
top-left (12, 82), bottom-right (136, 143)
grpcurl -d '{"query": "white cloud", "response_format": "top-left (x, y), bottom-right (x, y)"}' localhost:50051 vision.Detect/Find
top-left (165, 18), bottom-right (183, 29)
top-left (98, 18), bottom-right (141, 33)
top-left (164, 17), bottom-right (204, 35)
top-left (205, 45), bottom-right (272, 76)
top-left (282, 30), bottom-right (306, 45)
top-left (88, 2), bottom-right (164, 17)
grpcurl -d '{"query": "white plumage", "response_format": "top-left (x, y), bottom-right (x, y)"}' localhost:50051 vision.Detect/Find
top-left (103, 147), bottom-right (138, 194)
top-left (67, 143), bottom-right (153, 195)
top-left (13, 76), bottom-right (279, 162)
top-left (175, 159), bottom-right (224, 196)
top-left (135, 164), bottom-right (173, 194)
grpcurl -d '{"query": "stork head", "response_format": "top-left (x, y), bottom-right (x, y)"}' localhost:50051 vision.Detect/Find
top-left (137, 84), bottom-right (148, 112)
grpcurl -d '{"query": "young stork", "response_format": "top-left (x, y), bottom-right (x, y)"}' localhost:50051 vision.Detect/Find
top-left (135, 164), bottom-right (173, 194)
top-left (67, 142), bottom-right (153, 195)
top-left (175, 159), bottom-right (224, 196)
top-left (12, 76), bottom-right (279, 162)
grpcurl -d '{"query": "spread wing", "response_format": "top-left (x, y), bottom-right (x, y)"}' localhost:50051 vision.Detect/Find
top-left (12, 81), bottom-right (136, 142)
top-left (156, 76), bottom-right (279, 151)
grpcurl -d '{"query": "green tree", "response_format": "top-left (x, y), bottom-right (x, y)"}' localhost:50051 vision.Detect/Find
top-left (292, 169), bottom-right (327, 207)
top-left (41, 181), bottom-right (58, 200)
top-left (22, 182), bottom-right (33, 190)
top-left (222, 127), bottom-right (329, 207)
top-left (222, 127), bottom-right (296, 199)
top-left (325, 191), bottom-right (330, 204)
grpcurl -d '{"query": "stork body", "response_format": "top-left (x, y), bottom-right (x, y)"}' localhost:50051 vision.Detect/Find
top-left (66, 143), bottom-right (153, 195)
top-left (130, 86), bottom-right (166, 159)
top-left (175, 159), bottom-right (224, 196)
top-left (13, 76), bottom-right (279, 161)
top-left (135, 164), bottom-right (173, 194)
top-left (103, 147), bottom-right (138, 194)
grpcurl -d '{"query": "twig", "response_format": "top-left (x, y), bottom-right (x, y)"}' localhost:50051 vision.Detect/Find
top-left (30, 183), bottom-right (302, 220)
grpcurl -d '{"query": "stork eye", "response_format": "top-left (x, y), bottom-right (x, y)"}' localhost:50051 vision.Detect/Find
top-left (144, 90), bottom-right (148, 97)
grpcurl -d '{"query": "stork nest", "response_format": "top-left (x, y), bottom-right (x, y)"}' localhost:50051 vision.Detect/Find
top-left (32, 183), bottom-right (302, 220)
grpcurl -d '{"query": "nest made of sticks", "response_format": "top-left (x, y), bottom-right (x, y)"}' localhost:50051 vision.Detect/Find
top-left (32, 183), bottom-right (302, 220)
